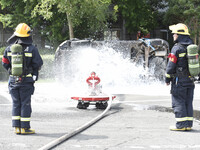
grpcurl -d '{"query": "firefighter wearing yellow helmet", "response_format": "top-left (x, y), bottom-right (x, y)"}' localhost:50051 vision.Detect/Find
top-left (14, 23), bottom-right (32, 37)
top-left (2, 23), bottom-right (43, 135)
top-left (165, 23), bottom-right (194, 131)
top-left (169, 23), bottom-right (190, 35)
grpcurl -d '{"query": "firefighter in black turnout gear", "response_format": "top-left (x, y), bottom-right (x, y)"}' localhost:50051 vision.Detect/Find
top-left (166, 23), bottom-right (194, 131)
top-left (2, 23), bottom-right (43, 134)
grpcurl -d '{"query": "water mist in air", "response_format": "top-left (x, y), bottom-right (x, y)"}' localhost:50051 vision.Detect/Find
top-left (56, 45), bottom-right (162, 94)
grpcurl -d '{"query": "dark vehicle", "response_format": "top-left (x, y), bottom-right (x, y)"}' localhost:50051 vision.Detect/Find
top-left (55, 38), bottom-right (169, 81)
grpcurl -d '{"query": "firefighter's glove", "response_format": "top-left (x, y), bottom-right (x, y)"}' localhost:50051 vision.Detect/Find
top-left (33, 75), bottom-right (37, 81)
top-left (165, 77), bottom-right (172, 84)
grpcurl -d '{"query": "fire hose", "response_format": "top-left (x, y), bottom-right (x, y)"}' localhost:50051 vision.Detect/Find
top-left (38, 94), bottom-right (113, 150)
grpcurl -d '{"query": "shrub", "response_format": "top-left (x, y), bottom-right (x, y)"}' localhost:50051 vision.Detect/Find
top-left (39, 54), bottom-right (55, 80)
top-left (0, 55), bottom-right (9, 81)
top-left (0, 47), bottom-right (6, 55)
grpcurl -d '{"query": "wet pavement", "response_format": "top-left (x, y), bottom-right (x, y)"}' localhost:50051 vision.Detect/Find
top-left (1, 82), bottom-right (200, 150)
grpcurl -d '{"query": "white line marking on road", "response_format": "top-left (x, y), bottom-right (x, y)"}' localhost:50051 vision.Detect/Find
top-left (130, 146), bottom-right (145, 149)
top-left (0, 104), bottom-right (11, 106)
top-left (129, 145), bottom-right (200, 149)
top-left (114, 99), bottom-right (170, 103)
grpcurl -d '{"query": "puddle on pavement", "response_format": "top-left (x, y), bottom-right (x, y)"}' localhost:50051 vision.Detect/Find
top-left (132, 104), bottom-right (200, 121)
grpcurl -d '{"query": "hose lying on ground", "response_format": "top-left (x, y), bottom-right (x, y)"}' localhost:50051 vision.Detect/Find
top-left (38, 95), bottom-right (113, 150)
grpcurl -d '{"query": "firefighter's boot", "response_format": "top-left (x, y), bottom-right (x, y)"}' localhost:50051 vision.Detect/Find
top-left (21, 128), bottom-right (35, 135)
top-left (186, 127), bottom-right (192, 131)
top-left (15, 127), bottom-right (21, 134)
top-left (169, 126), bottom-right (186, 131)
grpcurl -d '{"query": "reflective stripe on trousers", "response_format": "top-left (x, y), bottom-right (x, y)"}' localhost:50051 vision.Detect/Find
top-left (176, 117), bottom-right (193, 122)
top-left (12, 116), bottom-right (20, 120)
top-left (20, 117), bottom-right (31, 122)
top-left (12, 116), bottom-right (31, 121)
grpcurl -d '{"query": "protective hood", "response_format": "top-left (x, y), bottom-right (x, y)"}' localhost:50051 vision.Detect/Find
top-left (7, 34), bottom-right (33, 45)
top-left (176, 35), bottom-right (193, 46)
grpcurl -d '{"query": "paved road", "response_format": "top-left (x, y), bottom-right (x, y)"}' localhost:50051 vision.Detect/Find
top-left (1, 82), bottom-right (200, 150)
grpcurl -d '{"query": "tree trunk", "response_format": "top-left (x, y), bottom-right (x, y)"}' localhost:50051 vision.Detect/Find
top-left (199, 32), bottom-right (200, 46)
top-left (122, 19), bottom-right (126, 40)
top-left (67, 12), bottom-right (74, 39)
top-left (197, 18), bottom-right (199, 45)
top-left (194, 18), bottom-right (198, 44)
top-left (41, 35), bottom-right (45, 49)
top-left (2, 28), bottom-right (4, 46)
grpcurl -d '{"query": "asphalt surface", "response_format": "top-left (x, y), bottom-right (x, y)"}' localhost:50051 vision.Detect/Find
top-left (1, 82), bottom-right (200, 150)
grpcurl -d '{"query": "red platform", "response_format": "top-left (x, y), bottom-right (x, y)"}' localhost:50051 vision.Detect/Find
top-left (71, 96), bottom-right (116, 101)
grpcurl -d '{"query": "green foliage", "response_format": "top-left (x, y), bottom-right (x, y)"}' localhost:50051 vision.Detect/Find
top-left (0, 47), bottom-right (6, 55)
top-left (0, 0), bottom-right (36, 28)
top-left (32, 0), bottom-right (56, 20)
top-left (39, 54), bottom-right (55, 79)
top-left (0, 0), bottom-right (68, 46)
top-left (0, 14), bottom-right (12, 28)
top-left (32, 0), bottom-right (115, 39)
top-left (0, 55), bottom-right (9, 81)
top-left (2, 0), bottom-right (199, 45)
top-left (38, 10), bottom-right (69, 45)
top-left (0, 0), bottom-right (12, 9)
top-left (113, 0), bottom-right (163, 34)
top-left (164, 0), bottom-right (185, 24)
top-left (164, 0), bottom-right (200, 44)
top-left (164, 0), bottom-right (200, 24)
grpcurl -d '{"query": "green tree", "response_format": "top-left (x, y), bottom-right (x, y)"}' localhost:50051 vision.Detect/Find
top-left (32, 0), bottom-right (116, 39)
top-left (0, 0), bottom-right (115, 47)
top-left (0, 0), bottom-right (50, 47)
top-left (183, 0), bottom-right (200, 44)
top-left (113, 0), bottom-right (162, 35)
top-left (164, 0), bottom-right (200, 44)
top-left (0, 0), bottom-right (39, 28)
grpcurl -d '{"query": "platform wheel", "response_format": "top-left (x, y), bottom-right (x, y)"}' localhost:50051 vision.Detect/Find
top-left (77, 102), bottom-right (89, 109)
top-left (96, 102), bottom-right (108, 109)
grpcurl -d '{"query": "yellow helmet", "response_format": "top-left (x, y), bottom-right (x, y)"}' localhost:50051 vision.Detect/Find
top-left (169, 23), bottom-right (190, 35)
top-left (14, 23), bottom-right (31, 37)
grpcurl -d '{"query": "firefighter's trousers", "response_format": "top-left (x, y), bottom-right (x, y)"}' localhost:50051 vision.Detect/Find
top-left (9, 82), bottom-right (34, 128)
top-left (171, 82), bottom-right (194, 128)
